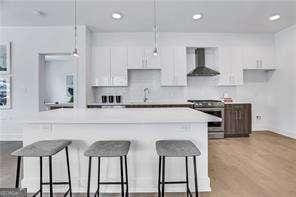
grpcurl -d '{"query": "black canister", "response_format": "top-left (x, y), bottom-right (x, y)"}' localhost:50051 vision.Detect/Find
top-left (102, 95), bottom-right (107, 103)
top-left (108, 95), bottom-right (114, 103)
top-left (116, 95), bottom-right (121, 103)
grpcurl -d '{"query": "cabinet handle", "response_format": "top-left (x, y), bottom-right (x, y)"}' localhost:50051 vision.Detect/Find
top-left (256, 60), bottom-right (259, 68)
top-left (260, 60), bottom-right (263, 68)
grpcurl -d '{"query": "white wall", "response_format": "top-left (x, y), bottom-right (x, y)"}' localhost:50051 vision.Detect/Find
top-left (0, 26), bottom-right (88, 140)
top-left (267, 25), bottom-right (296, 138)
top-left (44, 60), bottom-right (75, 103)
top-left (91, 32), bottom-right (275, 131)
top-left (1, 28), bottom-right (292, 140)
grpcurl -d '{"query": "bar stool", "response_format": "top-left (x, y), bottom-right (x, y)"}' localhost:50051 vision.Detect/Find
top-left (156, 140), bottom-right (201, 197)
top-left (11, 140), bottom-right (72, 197)
top-left (84, 140), bottom-right (130, 197)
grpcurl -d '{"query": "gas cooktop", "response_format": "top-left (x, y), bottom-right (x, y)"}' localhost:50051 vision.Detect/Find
top-left (187, 100), bottom-right (224, 108)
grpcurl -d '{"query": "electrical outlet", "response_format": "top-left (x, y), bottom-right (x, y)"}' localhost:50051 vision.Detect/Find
top-left (256, 115), bottom-right (263, 120)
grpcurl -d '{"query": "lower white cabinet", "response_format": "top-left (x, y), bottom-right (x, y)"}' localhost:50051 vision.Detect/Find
top-left (218, 46), bottom-right (243, 86)
top-left (160, 47), bottom-right (187, 86)
top-left (92, 47), bottom-right (128, 86)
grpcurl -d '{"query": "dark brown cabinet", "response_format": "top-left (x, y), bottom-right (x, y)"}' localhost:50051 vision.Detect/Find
top-left (224, 104), bottom-right (252, 137)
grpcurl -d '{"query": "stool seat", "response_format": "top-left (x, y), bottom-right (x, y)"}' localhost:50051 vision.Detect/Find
top-left (156, 140), bottom-right (201, 157)
top-left (11, 140), bottom-right (71, 157)
top-left (84, 140), bottom-right (130, 157)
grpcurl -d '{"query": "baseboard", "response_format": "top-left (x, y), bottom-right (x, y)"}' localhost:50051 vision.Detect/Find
top-left (22, 176), bottom-right (211, 193)
top-left (268, 129), bottom-right (296, 139)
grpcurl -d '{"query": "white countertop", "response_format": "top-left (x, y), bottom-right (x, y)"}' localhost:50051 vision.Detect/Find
top-left (88, 101), bottom-right (193, 106)
top-left (25, 108), bottom-right (221, 124)
top-left (45, 103), bottom-right (74, 107)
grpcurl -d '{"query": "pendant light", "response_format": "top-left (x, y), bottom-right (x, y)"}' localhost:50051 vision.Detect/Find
top-left (153, 0), bottom-right (158, 56)
top-left (72, 0), bottom-right (79, 57)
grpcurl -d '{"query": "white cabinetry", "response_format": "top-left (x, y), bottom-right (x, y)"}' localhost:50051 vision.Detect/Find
top-left (110, 47), bottom-right (128, 86)
top-left (243, 45), bottom-right (276, 70)
top-left (92, 47), bottom-right (110, 86)
top-left (160, 47), bottom-right (187, 86)
top-left (92, 47), bottom-right (127, 86)
top-left (127, 47), bottom-right (160, 69)
top-left (218, 46), bottom-right (243, 86)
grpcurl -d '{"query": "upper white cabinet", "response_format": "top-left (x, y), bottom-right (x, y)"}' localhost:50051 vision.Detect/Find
top-left (92, 47), bottom-right (110, 86)
top-left (243, 45), bottom-right (277, 70)
top-left (110, 47), bottom-right (128, 86)
top-left (127, 47), bottom-right (161, 69)
top-left (92, 47), bottom-right (128, 86)
top-left (218, 46), bottom-right (243, 86)
top-left (160, 47), bottom-right (187, 86)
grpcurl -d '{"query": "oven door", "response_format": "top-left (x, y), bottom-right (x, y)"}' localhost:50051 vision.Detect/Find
top-left (197, 108), bottom-right (224, 132)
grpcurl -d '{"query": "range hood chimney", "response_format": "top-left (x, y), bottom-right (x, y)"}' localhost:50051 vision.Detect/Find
top-left (187, 48), bottom-right (220, 77)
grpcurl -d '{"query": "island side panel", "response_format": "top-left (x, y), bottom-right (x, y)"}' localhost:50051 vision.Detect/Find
top-left (22, 122), bottom-right (210, 193)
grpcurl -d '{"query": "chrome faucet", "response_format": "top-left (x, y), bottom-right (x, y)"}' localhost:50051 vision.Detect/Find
top-left (143, 88), bottom-right (149, 102)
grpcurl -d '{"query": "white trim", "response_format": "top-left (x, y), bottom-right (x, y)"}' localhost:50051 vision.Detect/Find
top-left (22, 176), bottom-right (211, 193)
top-left (268, 129), bottom-right (296, 139)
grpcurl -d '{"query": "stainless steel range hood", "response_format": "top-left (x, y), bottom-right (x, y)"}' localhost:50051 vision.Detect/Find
top-left (187, 48), bottom-right (220, 77)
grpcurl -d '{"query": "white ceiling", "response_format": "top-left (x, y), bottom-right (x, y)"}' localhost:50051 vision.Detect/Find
top-left (1, 0), bottom-right (296, 33)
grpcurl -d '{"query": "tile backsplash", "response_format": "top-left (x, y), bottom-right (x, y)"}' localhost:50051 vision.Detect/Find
top-left (92, 69), bottom-right (237, 103)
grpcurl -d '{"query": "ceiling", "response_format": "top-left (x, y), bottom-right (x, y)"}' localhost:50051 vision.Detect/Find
top-left (1, 0), bottom-right (296, 33)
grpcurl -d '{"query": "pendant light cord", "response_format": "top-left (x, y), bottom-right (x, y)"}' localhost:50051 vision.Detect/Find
top-left (153, 0), bottom-right (158, 50)
top-left (74, 0), bottom-right (77, 50)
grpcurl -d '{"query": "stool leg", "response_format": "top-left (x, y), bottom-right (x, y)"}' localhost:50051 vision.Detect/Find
top-left (40, 157), bottom-right (43, 197)
top-left (185, 157), bottom-right (190, 197)
top-left (193, 156), bottom-right (199, 197)
top-left (96, 157), bottom-right (101, 197)
top-left (15, 156), bottom-right (21, 188)
top-left (120, 156), bottom-right (124, 197)
top-left (161, 156), bottom-right (165, 197)
top-left (48, 156), bottom-right (53, 197)
top-left (124, 156), bottom-right (129, 197)
top-left (87, 157), bottom-right (92, 197)
top-left (158, 156), bottom-right (162, 197)
top-left (65, 147), bottom-right (72, 197)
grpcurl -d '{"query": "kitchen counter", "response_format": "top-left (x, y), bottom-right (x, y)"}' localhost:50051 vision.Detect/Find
top-left (87, 101), bottom-right (193, 108)
top-left (44, 103), bottom-right (73, 110)
top-left (21, 107), bottom-right (213, 193)
top-left (25, 107), bottom-right (220, 124)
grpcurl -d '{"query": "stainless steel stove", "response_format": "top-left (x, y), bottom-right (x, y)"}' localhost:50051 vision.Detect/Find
top-left (188, 100), bottom-right (225, 139)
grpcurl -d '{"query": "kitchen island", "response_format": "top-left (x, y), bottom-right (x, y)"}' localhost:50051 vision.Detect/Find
top-left (21, 108), bottom-right (220, 193)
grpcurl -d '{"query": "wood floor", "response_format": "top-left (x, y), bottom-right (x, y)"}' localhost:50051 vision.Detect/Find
top-left (0, 131), bottom-right (295, 197)
top-left (204, 131), bottom-right (296, 197)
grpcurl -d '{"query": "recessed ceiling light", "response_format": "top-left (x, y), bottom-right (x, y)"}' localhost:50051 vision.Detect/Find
top-left (112, 13), bottom-right (123, 20)
top-left (192, 14), bottom-right (203, 20)
top-left (269, 14), bottom-right (280, 21)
